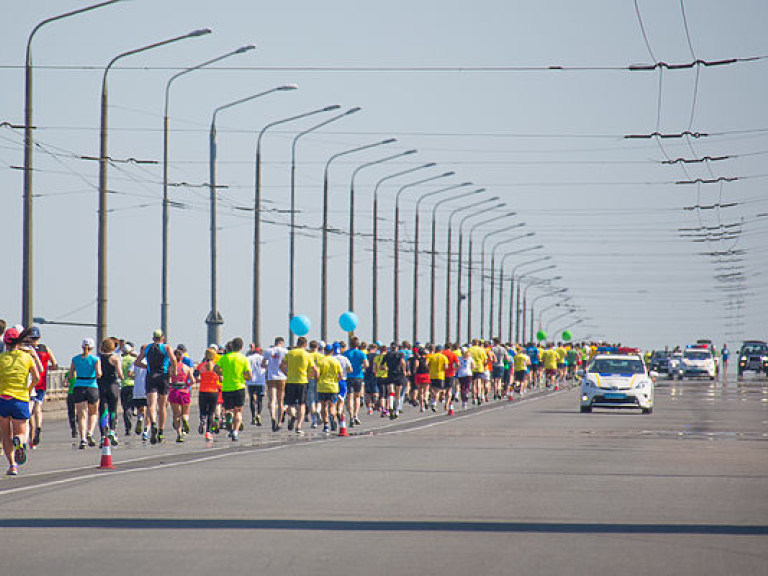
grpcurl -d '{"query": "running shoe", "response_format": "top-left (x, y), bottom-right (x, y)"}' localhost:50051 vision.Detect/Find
top-left (330, 418), bottom-right (337, 431)
top-left (205, 431), bottom-right (213, 441)
top-left (108, 430), bottom-right (119, 446)
top-left (323, 424), bottom-right (329, 434)
top-left (198, 421), bottom-right (205, 435)
top-left (13, 437), bottom-right (27, 465)
top-left (231, 432), bottom-right (239, 442)
top-left (353, 416), bottom-right (362, 426)
top-left (225, 412), bottom-right (233, 431)
top-left (239, 422), bottom-right (244, 432)
top-left (79, 439), bottom-right (87, 450)
top-left (271, 420), bottom-right (278, 432)
top-left (135, 417), bottom-right (143, 436)
top-left (182, 419), bottom-right (190, 435)
top-left (251, 416), bottom-right (258, 425)
top-left (86, 434), bottom-right (96, 447)
top-left (150, 424), bottom-right (158, 445)
top-left (141, 430), bottom-right (149, 442)
top-left (295, 428), bottom-right (304, 436)
top-left (255, 415), bottom-right (262, 426)
top-left (176, 434), bottom-right (184, 443)
top-left (157, 432), bottom-right (165, 444)
top-left (390, 411), bottom-right (398, 420)
top-left (287, 416), bottom-right (296, 431)
top-left (6, 464), bottom-right (18, 476)
top-left (32, 428), bottom-right (41, 447)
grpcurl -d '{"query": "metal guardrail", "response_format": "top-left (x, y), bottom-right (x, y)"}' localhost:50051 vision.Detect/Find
top-left (45, 368), bottom-right (70, 402)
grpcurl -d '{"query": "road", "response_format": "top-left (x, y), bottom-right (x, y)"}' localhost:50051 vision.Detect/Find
top-left (1, 377), bottom-right (767, 575)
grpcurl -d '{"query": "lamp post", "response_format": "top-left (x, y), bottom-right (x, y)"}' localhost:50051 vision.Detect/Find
top-left (429, 189), bottom-right (483, 344)
top-left (487, 235), bottom-right (536, 338)
top-left (529, 286), bottom-right (567, 342)
top-left (479, 223), bottom-right (526, 339)
top-left (371, 163), bottom-right (436, 342)
top-left (289, 107), bottom-right (361, 344)
top-left (207, 84), bottom-right (297, 345)
top-left (321, 139), bottom-right (397, 340)
top-left (550, 317), bottom-right (585, 337)
top-left (455, 205), bottom-right (504, 343)
top-left (99, 28), bottom-right (211, 345)
top-left (444, 195), bottom-right (495, 343)
top-left (392, 172), bottom-right (454, 342)
top-left (162, 44), bottom-right (255, 339)
top-left (543, 305), bottom-right (578, 333)
top-left (252, 105), bottom-right (341, 346)
top-left (466, 212), bottom-right (515, 342)
top-left (23, 0), bottom-right (121, 329)
top-left (520, 275), bottom-right (561, 343)
top-left (412, 181), bottom-right (472, 343)
top-left (497, 252), bottom-right (547, 342)
top-left (348, 150), bottom-right (417, 315)
top-left (514, 264), bottom-right (555, 342)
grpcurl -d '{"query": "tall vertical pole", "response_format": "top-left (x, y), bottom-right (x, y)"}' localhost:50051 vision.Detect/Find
top-left (321, 170), bottom-right (329, 340)
top-left (467, 236), bottom-right (473, 343)
top-left (456, 229), bottom-right (463, 343)
top-left (430, 212), bottom-right (437, 344)
top-left (372, 190), bottom-right (379, 341)
top-left (161, 109), bottom-right (170, 337)
top-left (22, 45), bottom-right (34, 329)
top-left (253, 144), bottom-right (262, 345)
top-left (516, 284), bottom-right (521, 343)
top-left (393, 200), bottom-right (400, 342)
top-left (488, 254), bottom-right (495, 339)
top-left (97, 78), bottom-right (109, 345)
top-left (412, 208), bottom-right (421, 343)
top-left (445, 224), bottom-right (453, 344)
top-left (289, 154), bottom-right (297, 346)
top-left (348, 177), bottom-right (356, 313)
top-left (206, 121), bottom-right (223, 345)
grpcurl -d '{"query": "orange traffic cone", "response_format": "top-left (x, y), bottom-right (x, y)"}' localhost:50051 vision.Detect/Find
top-left (98, 435), bottom-right (115, 470)
top-left (338, 414), bottom-right (350, 437)
top-left (448, 402), bottom-right (454, 416)
top-left (508, 392), bottom-right (514, 401)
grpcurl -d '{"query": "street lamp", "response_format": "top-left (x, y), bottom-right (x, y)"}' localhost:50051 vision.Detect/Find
top-left (348, 150), bottom-right (417, 315)
top-left (290, 106), bottom-right (361, 344)
top-left (206, 84), bottom-right (297, 345)
top-left (429, 189), bottom-right (484, 344)
top-left (454, 202), bottom-right (503, 343)
top-left (521, 275), bottom-right (561, 343)
top-left (392, 172), bottom-right (455, 342)
top-left (321, 138), bottom-right (397, 340)
top-left (444, 195), bottom-right (493, 343)
top-left (371, 163), bottom-right (436, 342)
top-left (497, 251), bottom-right (547, 342)
top-left (98, 28), bottom-right (212, 345)
top-left (412, 182), bottom-right (473, 343)
top-left (480, 224), bottom-right (527, 339)
top-left (33, 316), bottom-right (98, 328)
top-left (529, 287), bottom-right (568, 342)
top-left (487, 235), bottom-right (535, 339)
top-left (252, 105), bottom-right (341, 346)
top-left (162, 44), bottom-right (255, 339)
top-left (23, 0), bottom-right (121, 329)
top-left (466, 211), bottom-right (516, 342)
top-left (513, 263), bottom-right (555, 342)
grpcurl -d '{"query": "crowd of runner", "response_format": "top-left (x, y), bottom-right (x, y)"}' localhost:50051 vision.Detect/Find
top-left (0, 318), bottom-right (599, 477)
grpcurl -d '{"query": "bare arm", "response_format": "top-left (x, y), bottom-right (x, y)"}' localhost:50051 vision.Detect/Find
top-left (112, 355), bottom-right (124, 380)
top-left (95, 358), bottom-right (103, 380)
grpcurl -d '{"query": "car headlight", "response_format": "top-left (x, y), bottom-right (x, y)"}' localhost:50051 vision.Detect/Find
top-left (741, 356), bottom-right (747, 361)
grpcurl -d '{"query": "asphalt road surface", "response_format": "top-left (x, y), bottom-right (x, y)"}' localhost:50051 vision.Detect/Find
top-left (1, 377), bottom-right (767, 575)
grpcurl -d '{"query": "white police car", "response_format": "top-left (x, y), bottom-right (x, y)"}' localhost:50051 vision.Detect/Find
top-left (580, 351), bottom-right (655, 414)
top-left (667, 351), bottom-right (684, 379)
top-left (680, 345), bottom-right (716, 380)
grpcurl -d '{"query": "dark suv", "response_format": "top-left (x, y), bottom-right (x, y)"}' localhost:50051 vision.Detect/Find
top-left (649, 350), bottom-right (671, 375)
top-left (737, 341), bottom-right (768, 378)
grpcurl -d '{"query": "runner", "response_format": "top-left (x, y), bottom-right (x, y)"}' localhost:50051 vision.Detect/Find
top-left (720, 343), bottom-right (729, 379)
top-left (333, 342), bottom-right (352, 430)
top-left (136, 330), bottom-right (177, 444)
top-left (263, 336), bottom-right (288, 432)
top-left (456, 347), bottom-right (474, 410)
top-left (566, 344), bottom-right (580, 381)
top-left (373, 344), bottom-right (389, 417)
top-left (384, 342), bottom-right (407, 419)
top-left (68, 338), bottom-right (102, 449)
top-left (131, 347), bottom-right (149, 441)
top-left (526, 342), bottom-right (541, 388)
top-left (169, 348), bottom-right (194, 442)
top-left (28, 326), bottom-right (58, 449)
top-left (468, 339), bottom-right (488, 404)
top-left (246, 344), bottom-right (266, 426)
top-left (363, 343), bottom-right (378, 415)
top-left (540, 343), bottom-right (559, 388)
top-left (428, 345), bottom-right (450, 411)
top-left (316, 344), bottom-right (342, 435)
top-left (555, 342), bottom-right (567, 384)
top-left (513, 346), bottom-right (531, 394)
top-left (196, 348), bottom-right (221, 441)
top-left (343, 337), bottom-right (368, 427)
top-left (280, 337), bottom-right (315, 435)
top-left (0, 327), bottom-right (40, 475)
top-left (120, 343), bottom-right (136, 437)
top-left (97, 338), bottom-right (124, 446)
top-left (306, 340), bottom-right (322, 429)
top-left (491, 338), bottom-right (508, 400)
top-left (214, 338), bottom-right (251, 442)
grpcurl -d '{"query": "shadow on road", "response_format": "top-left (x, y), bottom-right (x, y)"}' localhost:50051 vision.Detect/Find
top-left (4, 518), bottom-right (767, 535)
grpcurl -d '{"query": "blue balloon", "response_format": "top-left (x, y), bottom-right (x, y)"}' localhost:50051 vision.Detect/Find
top-left (339, 311), bottom-right (359, 333)
top-left (289, 315), bottom-right (311, 336)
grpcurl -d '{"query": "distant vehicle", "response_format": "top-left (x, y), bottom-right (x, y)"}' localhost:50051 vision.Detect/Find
top-left (649, 350), bottom-right (671, 374)
top-left (696, 339), bottom-right (720, 375)
top-left (737, 341), bottom-right (768, 378)
top-left (668, 351), bottom-right (684, 379)
top-left (681, 345), bottom-right (716, 380)
top-left (580, 350), bottom-right (655, 414)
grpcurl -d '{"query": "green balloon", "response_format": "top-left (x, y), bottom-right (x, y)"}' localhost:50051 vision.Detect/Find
top-left (562, 330), bottom-right (572, 342)
top-left (536, 330), bottom-right (547, 342)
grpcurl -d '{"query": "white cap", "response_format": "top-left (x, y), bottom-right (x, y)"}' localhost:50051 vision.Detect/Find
top-left (82, 338), bottom-right (95, 349)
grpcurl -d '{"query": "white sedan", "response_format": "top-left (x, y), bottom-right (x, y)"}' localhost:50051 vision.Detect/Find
top-left (581, 354), bottom-right (655, 414)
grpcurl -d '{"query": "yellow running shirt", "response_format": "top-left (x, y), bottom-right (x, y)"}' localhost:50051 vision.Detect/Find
top-left (469, 346), bottom-right (487, 374)
top-left (0, 350), bottom-right (35, 402)
top-left (541, 349), bottom-right (559, 370)
top-left (284, 348), bottom-right (314, 384)
top-left (427, 353), bottom-right (448, 380)
top-left (316, 355), bottom-right (341, 394)
top-left (513, 353), bottom-right (529, 372)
